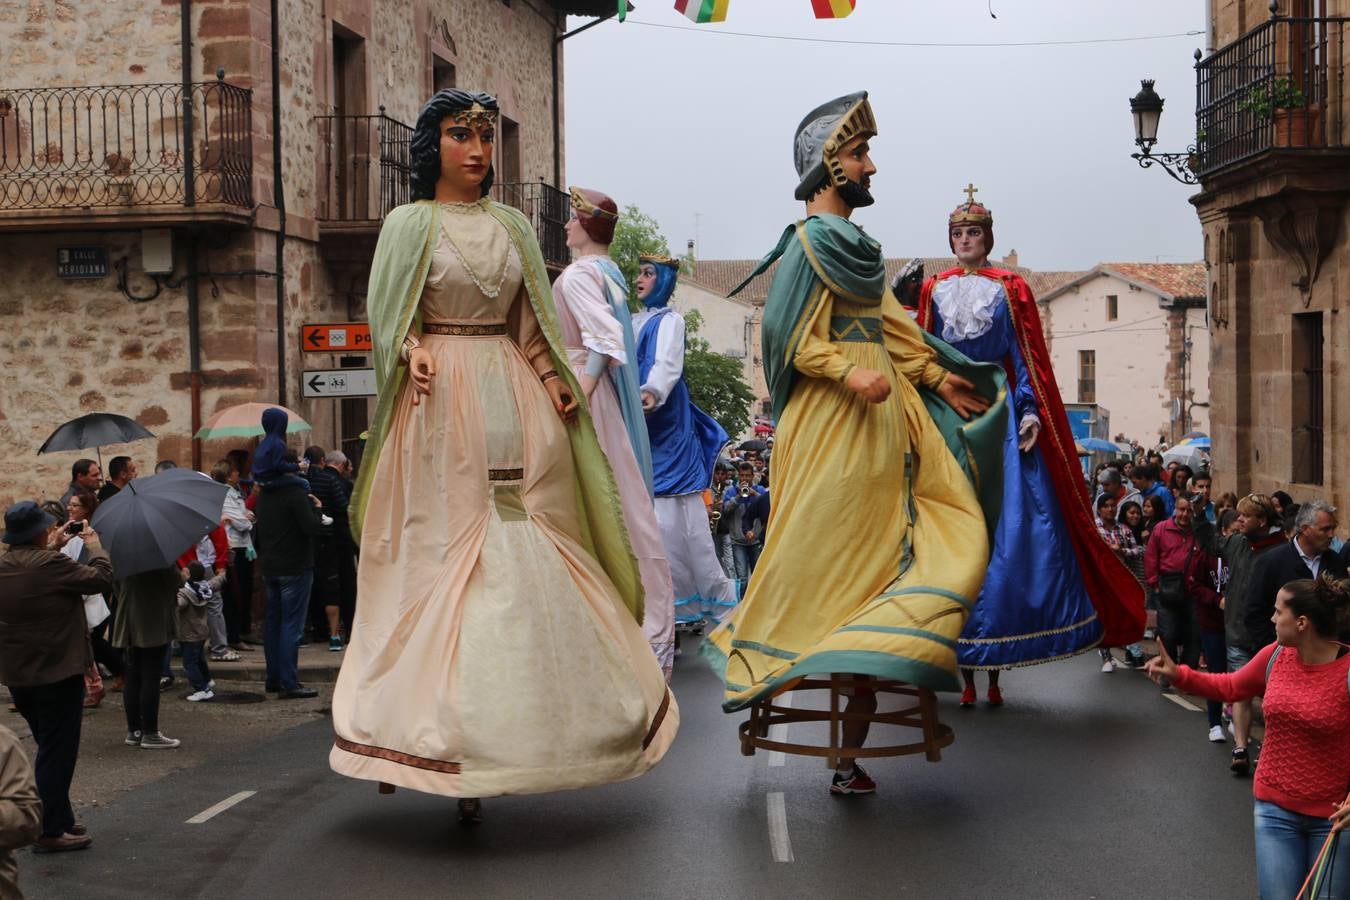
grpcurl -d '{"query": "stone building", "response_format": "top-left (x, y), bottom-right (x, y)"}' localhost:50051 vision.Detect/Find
top-left (0, 0), bottom-right (616, 507)
top-left (1192, 0), bottom-right (1348, 505)
top-left (1037, 263), bottom-right (1209, 446)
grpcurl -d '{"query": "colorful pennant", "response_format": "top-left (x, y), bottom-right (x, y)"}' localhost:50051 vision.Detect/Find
top-left (811, 0), bottom-right (856, 18)
top-left (675, 0), bottom-right (730, 23)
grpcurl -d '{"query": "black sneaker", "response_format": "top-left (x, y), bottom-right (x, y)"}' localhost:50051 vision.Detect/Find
top-left (124, 730), bottom-right (142, 747)
top-left (1230, 747), bottom-right (1250, 776)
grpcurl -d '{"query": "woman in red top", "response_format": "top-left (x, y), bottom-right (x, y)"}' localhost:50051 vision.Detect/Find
top-left (1148, 575), bottom-right (1350, 899)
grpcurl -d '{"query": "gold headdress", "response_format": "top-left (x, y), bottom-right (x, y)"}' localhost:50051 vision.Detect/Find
top-left (638, 253), bottom-right (680, 269)
top-left (569, 186), bottom-right (620, 244)
top-left (449, 102), bottom-right (498, 130)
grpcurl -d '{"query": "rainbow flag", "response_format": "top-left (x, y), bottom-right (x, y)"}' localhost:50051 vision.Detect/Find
top-left (811, 0), bottom-right (855, 18)
top-left (675, 0), bottom-right (729, 23)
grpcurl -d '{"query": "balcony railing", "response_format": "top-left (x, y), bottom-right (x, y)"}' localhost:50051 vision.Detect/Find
top-left (0, 77), bottom-right (252, 212)
top-left (490, 181), bottom-right (570, 270)
top-left (1195, 14), bottom-right (1347, 177)
top-left (316, 110), bottom-right (413, 222)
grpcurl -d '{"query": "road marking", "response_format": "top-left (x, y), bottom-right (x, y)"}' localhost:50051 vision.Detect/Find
top-left (186, 790), bottom-right (257, 824)
top-left (768, 692), bottom-right (793, 767)
top-left (766, 792), bottom-right (793, 863)
top-left (1163, 693), bottom-right (1203, 712)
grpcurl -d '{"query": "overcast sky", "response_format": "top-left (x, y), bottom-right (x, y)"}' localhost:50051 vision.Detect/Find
top-left (563, 0), bottom-right (1206, 271)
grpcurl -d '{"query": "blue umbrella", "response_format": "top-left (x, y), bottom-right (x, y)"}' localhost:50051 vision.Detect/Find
top-left (90, 468), bottom-right (227, 578)
top-left (1078, 437), bottom-right (1123, 453)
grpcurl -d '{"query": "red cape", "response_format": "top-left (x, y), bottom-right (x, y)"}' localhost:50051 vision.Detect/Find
top-left (918, 267), bottom-right (1145, 646)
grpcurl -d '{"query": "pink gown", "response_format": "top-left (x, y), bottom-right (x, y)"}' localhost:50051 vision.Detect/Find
top-left (552, 257), bottom-right (677, 679)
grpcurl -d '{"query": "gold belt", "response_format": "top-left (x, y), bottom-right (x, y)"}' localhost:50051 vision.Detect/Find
top-left (424, 322), bottom-right (507, 336)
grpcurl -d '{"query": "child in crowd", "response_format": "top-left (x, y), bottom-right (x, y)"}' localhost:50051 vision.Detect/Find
top-left (177, 562), bottom-right (224, 701)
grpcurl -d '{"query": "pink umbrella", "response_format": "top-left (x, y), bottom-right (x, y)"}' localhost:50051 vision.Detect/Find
top-left (195, 403), bottom-right (312, 441)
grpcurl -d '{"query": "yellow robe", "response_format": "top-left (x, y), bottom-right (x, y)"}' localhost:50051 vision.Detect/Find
top-left (704, 286), bottom-right (991, 709)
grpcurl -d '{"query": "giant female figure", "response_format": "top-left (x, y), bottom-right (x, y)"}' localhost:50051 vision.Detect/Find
top-left (329, 91), bottom-right (678, 820)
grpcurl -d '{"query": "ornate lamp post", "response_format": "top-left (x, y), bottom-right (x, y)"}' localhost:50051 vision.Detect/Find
top-left (1129, 78), bottom-right (1199, 185)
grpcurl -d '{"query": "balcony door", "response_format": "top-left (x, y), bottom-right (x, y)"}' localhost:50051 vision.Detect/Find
top-left (332, 26), bottom-right (369, 219)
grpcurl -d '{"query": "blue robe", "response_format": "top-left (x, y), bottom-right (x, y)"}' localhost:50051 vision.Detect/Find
top-left (635, 308), bottom-right (727, 497)
top-left (931, 288), bottom-right (1103, 668)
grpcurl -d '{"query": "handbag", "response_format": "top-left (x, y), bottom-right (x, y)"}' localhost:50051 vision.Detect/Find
top-left (1157, 539), bottom-right (1198, 611)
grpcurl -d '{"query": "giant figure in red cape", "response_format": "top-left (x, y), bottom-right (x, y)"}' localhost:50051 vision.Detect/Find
top-left (914, 187), bottom-right (1144, 703)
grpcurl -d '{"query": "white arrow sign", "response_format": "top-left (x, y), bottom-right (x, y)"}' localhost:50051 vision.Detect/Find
top-left (302, 368), bottom-right (377, 399)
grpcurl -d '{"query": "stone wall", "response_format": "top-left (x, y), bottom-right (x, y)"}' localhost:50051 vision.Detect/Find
top-left (0, 0), bottom-right (562, 506)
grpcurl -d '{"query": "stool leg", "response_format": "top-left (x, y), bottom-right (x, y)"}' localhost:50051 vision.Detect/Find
top-left (919, 688), bottom-right (943, 762)
top-left (827, 674), bottom-right (842, 770)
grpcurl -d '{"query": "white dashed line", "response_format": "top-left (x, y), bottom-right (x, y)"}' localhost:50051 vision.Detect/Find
top-left (186, 790), bottom-right (257, 824)
top-left (1163, 693), bottom-right (1203, 712)
top-left (768, 692), bottom-right (793, 767)
top-left (766, 791), bottom-right (793, 863)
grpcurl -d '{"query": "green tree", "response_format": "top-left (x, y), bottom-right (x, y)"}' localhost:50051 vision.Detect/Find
top-left (682, 310), bottom-right (755, 441)
top-left (609, 204), bottom-right (671, 309)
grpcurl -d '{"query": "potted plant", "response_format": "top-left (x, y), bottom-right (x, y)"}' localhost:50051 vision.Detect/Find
top-left (1239, 77), bottom-right (1320, 147)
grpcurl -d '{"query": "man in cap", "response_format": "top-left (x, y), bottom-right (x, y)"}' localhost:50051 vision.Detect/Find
top-left (0, 500), bottom-right (113, 852)
top-left (703, 91), bottom-right (1003, 794)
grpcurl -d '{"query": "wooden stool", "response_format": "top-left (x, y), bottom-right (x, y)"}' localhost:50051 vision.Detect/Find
top-left (738, 674), bottom-right (953, 768)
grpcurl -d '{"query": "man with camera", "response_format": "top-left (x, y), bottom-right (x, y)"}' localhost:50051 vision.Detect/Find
top-left (721, 461), bottom-right (766, 592)
top-left (0, 500), bottom-right (114, 852)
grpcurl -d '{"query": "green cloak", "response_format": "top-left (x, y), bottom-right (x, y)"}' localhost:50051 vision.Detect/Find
top-left (732, 213), bottom-right (1008, 532)
top-left (349, 199), bottom-right (645, 621)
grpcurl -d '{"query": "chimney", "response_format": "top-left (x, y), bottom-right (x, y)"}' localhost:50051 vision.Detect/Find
top-left (1002, 249), bottom-right (1019, 268)
top-left (687, 239), bottom-right (695, 256)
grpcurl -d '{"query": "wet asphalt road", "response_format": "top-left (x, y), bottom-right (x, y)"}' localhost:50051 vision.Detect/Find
top-left (20, 642), bottom-right (1257, 899)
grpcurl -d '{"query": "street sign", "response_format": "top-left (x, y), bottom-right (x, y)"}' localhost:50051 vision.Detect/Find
top-left (302, 368), bottom-right (376, 399)
top-left (57, 246), bottom-right (108, 279)
top-left (302, 322), bottom-right (372, 352)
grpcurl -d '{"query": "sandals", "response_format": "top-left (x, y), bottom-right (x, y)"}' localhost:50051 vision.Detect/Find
top-left (210, 650), bottom-right (242, 662)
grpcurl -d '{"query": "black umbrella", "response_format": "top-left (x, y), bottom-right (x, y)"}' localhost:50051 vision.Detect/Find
top-left (37, 413), bottom-right (155, 468)
top-left (90, 468), bottom-right (227, 578)
top-left (738, 439), bottom-right (768, 452)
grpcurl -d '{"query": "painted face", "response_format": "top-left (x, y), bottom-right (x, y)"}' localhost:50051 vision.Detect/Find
top-left (833, 133), bottom-right (876, 207)
top-left (951, 225), bottom-right (986, 267)
top-left (636, 263), bottom-right (657, 300)
top-left (438, 115), bottom-right (494, 194)
top-left (1271, 590), bottom-right (1302, 646)
top-left (564, 215), bottom-right (587, 251)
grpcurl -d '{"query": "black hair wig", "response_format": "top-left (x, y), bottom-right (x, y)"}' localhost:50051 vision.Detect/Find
top-left (409, 89), bottom-right (499, 201)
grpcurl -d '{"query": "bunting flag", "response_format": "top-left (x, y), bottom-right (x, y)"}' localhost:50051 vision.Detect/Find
top-left (675, 0), bottom-right (729, 23)
top-left (811, 0), bottom-right (856, 18)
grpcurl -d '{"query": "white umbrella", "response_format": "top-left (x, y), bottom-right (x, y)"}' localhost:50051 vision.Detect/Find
top-left (1162, 444), bottom-right (1208, 470)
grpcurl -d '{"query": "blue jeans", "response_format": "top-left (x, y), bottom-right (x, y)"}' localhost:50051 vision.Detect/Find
top-left (1253, 800), bottom-right (1348, 899)
top-left (180, 640), bottom-right (212, 693)
top-left (263, 570), bottom-right (312, 692)
top-left (730, 542), bottom-right (760, 594)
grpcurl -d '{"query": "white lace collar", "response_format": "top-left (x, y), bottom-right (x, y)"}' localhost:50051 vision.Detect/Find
top-left (931, 272), bottom-right (1005, 342)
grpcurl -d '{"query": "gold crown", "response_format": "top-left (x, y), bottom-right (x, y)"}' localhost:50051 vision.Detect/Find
top-left (639, 253), bottom-right (679, 268)
top-left (949, 182), bottom-right (993, 227)
top-left (449, 102), bottom-right (498, 130)
top-left (569, 186), bottom-right (619, 220)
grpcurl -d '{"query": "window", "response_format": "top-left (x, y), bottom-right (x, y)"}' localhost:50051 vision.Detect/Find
top-left (1291, 313), bottom-right (1323, 484)
top-left (499, 116), bottom-right (521, 185)
top-left (433, 57), bottom-right (456, 91)
top-left (1106, 294), bottom-right (1118, 321)
top-left (1078, 350), bottom-right (1096, 403)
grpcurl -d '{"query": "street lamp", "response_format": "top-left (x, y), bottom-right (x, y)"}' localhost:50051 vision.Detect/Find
top-left (1128, 77), bottom-right (1199, 185)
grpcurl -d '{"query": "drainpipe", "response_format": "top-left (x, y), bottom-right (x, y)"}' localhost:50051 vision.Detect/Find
top-left (553, 9), bottom-right (621, 187)
top-left (271, 0), bottom-right (287, 405)
top-left (181, 0), bottom-right (202, 469)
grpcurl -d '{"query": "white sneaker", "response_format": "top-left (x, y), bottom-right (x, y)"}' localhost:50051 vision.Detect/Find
top-left (186, 690), bottom-right (214, 702)
top-left (206, 680), bottom-right (215, 692)
top-left (1101, 657), bottom-right (1115, 673)
top-left (1208, 725), bottom-right (1227, 743)
top-left (139, 732), bottom-right (181, 749)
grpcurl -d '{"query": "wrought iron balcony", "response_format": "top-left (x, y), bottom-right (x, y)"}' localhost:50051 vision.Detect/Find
top-left (0, 76), bottom-right (252, 225)
top-left (490, 181), bottom-right (570, 271)
top-left (1195, 13), bottom-right (1347, 178)
top-left (316, 109), bottom-right (413, 223)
